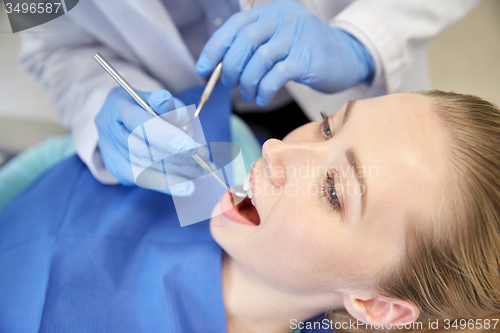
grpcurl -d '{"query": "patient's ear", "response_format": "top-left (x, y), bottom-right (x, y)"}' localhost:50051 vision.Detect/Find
top-left (343, 293), bottom-right (420, 325)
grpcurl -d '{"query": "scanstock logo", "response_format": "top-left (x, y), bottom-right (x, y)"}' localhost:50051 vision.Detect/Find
top-left (3, 0), bottom-right (79, 32)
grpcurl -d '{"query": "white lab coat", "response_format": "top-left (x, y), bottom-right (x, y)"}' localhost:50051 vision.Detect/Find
top-left (19, 0), bottom-right (480, 184)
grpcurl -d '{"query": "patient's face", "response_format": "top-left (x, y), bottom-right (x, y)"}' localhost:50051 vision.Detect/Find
top-left (210, 93), bottom-right (448, 296)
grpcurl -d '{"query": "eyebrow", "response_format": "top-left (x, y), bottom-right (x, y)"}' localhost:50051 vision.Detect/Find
top-left (342, 100), bottom-right (356, 126)
top-left (345, 148), bottom-right (367, 216)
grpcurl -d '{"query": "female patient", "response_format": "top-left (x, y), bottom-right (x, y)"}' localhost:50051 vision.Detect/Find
top-left (0, 90), bottom-right (499, 333)
top-left (212, 90), bottom-right (500, 332)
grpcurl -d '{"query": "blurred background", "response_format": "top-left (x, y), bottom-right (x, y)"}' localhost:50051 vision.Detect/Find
top-left (1, 0), bottom-right (499, 166)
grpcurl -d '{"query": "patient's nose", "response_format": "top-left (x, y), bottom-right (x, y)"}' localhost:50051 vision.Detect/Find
top-left (261, 139), bottom-right (316, 186)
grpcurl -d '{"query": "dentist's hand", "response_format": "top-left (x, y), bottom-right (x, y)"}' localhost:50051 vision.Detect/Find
top-left (95, 88), bottom-right (204, 196)
top-left (196, 0), bottom-right (374, 106)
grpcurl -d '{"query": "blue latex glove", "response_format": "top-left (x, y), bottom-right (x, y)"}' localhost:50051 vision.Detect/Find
top-left (95, 88), bottom-right (206, 196)
top-left (196, 0), bottom-right (375, 106)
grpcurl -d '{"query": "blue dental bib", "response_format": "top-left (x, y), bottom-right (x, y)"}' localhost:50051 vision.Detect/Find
top-left (0, 86), bottom-right (231, 333)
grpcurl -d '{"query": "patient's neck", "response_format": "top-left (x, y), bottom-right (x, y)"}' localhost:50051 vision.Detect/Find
top-left (221, 252), bottom-right (344, 333)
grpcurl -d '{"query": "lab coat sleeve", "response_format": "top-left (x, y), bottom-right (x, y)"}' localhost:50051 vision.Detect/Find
top-left (329, 0), bottom-right (481, 94)
top-left (18, 15), bottom-right (164, 184)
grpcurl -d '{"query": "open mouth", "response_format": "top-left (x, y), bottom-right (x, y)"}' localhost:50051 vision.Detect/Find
top-left (220, 171), bottom-right (261, 226)
top-left (231, 193), bottom-right (260, 226)
top-left (221, 190), bottom-right (260, 226)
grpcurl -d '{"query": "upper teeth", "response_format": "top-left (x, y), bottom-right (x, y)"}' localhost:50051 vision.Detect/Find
top-left (243, 173), bottom-right (253, 201)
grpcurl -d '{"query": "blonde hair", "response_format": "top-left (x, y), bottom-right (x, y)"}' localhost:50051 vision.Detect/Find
top-left (329, 90), bottom-right (500, 332)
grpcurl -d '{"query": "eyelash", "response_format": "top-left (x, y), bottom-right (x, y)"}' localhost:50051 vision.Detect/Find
top-left (320, 171), bottom-right (341, 212)
top-left (319, 112), bottom-right (332, 139)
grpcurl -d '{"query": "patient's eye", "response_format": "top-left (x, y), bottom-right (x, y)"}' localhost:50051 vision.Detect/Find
top-left (320, 112), bottom-right (332, 138)
top-left (320, 171), bottom-right (341, 211)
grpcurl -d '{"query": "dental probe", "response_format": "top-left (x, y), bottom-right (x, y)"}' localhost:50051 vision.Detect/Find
top-left (94, 53), bottom-right (248, 198)
top-left (94, 53), bottom-right (157, 117)
top-left (182, 0), bottom-right (255, 132)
